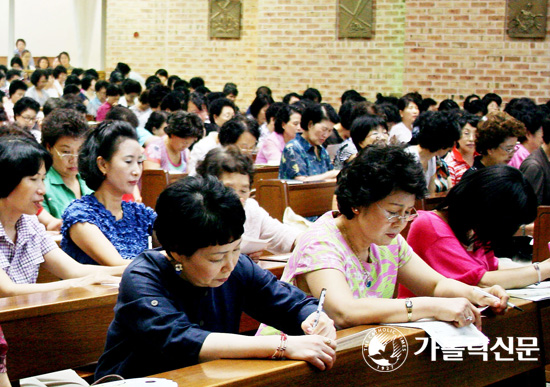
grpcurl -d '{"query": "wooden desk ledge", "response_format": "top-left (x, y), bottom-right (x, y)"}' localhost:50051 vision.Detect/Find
top-left (0, 285), bottom-right (118, 322)
top-left (153, 297), bottom-right (543, 387)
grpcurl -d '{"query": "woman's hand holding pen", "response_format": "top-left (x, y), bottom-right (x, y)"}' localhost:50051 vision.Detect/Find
top-left (302, 311), bottom-right (336, 338)
top-left (471, 285), bottom-right (510, 314)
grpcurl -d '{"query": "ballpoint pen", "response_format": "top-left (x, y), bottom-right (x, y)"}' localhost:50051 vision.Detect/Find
top-left (474, 287), bottom-right (523, 312)
top-left (312, 288), bottom-right (327, 329)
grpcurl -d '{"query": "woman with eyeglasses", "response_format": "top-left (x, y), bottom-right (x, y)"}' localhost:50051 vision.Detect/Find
top-left (187, 114), bottom-right (260, 175)
top-left (275, 145), bottom-right (508, 328)
top-left (61, 121), bottom-right (156, 266)
top-left (445, 111), bottom-right (480, 186)
top-left (279, 103), bottom-right (340, 181)
top-left (13, 97), bottom-right (41, 142)
top-left (462, 111), bottom-right (526, 179)
top-left (41, 109), bottom-right (92, 221)
top-left (401, 165), bottom-right (549, 295)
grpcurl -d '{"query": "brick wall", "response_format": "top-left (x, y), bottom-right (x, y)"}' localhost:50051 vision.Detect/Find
top-left (403, 1), bottom-right (550, 105)
top-left (106, 0), bottom-right (550, 108)
top-left (106, 0), bottom-right (405, 107)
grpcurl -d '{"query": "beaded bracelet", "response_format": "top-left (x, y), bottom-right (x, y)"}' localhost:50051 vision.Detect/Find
top-left (533, 262), bottom-right (541, 285)
top-left (271, 333), bottom-right (288, 359)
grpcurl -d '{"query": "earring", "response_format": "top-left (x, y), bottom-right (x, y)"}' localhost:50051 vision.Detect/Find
top-left (174, 263), bottom-right (183, 273)
top-left (352, 208), bottom-right (359, 214)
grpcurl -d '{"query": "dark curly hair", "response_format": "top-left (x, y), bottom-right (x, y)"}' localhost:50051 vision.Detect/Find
top-left (414, 111), bottom-right (461, 153)
top-left (41, 108), bottom-right (90, 148)
top-left (475, 111), bottom-right (526, 155)
top-left (336, 144), bottom-right (427, 219)
top-left (165, 111), bottom-right (204, 140)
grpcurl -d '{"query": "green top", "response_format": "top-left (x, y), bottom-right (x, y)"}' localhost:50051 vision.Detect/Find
top-left (42, 167), bottom-right (94, 218)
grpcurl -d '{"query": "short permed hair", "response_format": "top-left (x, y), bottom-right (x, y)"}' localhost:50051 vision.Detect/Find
top-left (223, 82), bottom-right (238, 97)
top-left (475, 111), bottom-right (526, 155)
top-left (350, 115), bottom-right (388, 150)
top-left (301, 103), bottom-right (340, 131)
top-left (105, 106), bottom-right (139, 129)
top-left (78, 120), bottom-right (138, 191)
top-left (30, 69), bottom-right (46, 87)
top-left (122, 79), bottom-right (142, 95)
top-left (208, 97), bottom-right (236, 123)
top-left (14, 97), bottom-right (40, 117)
top-left (0, 136), bottom-right (52, 198)
top-left (9, 80), bottom-right (27, 96)
top-left (219, 114), bottom-right (260, 146)
top-left (41, 108), bottom-right (90, 148)
top-left (154, 175), bottom-right (245, 257)
top-left (274, 104), bottom-right (304, 135)
top-left (482, 93), bottom-right (502, 109)
top-left (53, 65), bottom-right (67, 79)
top-left (165, 111), bottom-right (204, 139)
top-left (196, 146), bottom-right (255, 186)
top-left (414, 111), bottom-right (461, 152)
top-left (504, 98), bottom-right (544, 141)
top-left (336, 144), bottom-right (426, 219)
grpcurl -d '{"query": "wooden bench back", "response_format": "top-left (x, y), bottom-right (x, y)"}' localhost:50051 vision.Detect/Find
top-left (141, 169), bottom-right (187, 209)
top-left (252, 165), bottom-right (279, 191)
top-left (533, 205), bottom-right (550, 263)
top-left (255, 179), bottom-right (336, 222)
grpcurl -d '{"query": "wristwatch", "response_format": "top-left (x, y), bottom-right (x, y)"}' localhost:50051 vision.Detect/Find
top-left (405, 298), bottom-right (413, 322)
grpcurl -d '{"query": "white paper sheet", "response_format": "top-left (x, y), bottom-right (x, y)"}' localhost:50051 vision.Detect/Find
top-left (387, 320), bottom-right (489, 348)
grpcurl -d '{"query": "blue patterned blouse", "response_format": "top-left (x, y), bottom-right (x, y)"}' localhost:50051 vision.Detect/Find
top-left (278, 133), bottom-right (333, 179)
top-left (61, 195), bottom-right (157, 265)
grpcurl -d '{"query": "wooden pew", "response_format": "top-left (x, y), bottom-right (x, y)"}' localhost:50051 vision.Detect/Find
top-left (414, 191), bottom-right (447, 211)
top-left (532, 206), bottom-right (550, 263)
top-left (141, 169), bottom-right (187, 209)
top-left (153, 297), bottom-right (544, 386)
top-left (255, 179), bottom-right (337, 222)
top-left (0, 285), bottom-right (118, 381)
top-left (251, 165), bottom-right (279, 191)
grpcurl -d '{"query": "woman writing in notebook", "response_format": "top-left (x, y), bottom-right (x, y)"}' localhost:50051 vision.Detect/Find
top-left (401, 165), bottom-right (550, 293)
top-left (279, 145), bottom-right (508, 329)
top-left (95, 176), bottom-right (336, 378)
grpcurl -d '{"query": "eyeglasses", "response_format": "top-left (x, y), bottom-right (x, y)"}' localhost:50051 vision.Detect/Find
top-left (53, 147), bottom-right (79, 161)
top-left (376, 203), bottom-right (418, 223)
top-left (367, 130), bottom-right (388, 138)
top-left (499, 144), bottom-right (518, 154)
top-left (20, 115), bottom-right (37, 122)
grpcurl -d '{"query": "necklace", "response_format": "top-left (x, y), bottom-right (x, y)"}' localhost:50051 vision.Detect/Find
top-left (338, 219), bottom-right (373, 287)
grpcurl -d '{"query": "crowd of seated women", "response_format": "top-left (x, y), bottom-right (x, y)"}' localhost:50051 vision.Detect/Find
top-left (2, 56), bottom-right (550, 385)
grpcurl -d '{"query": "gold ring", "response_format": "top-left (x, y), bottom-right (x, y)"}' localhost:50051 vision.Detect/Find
top-left (324, 338), bottom-right (332, 345)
